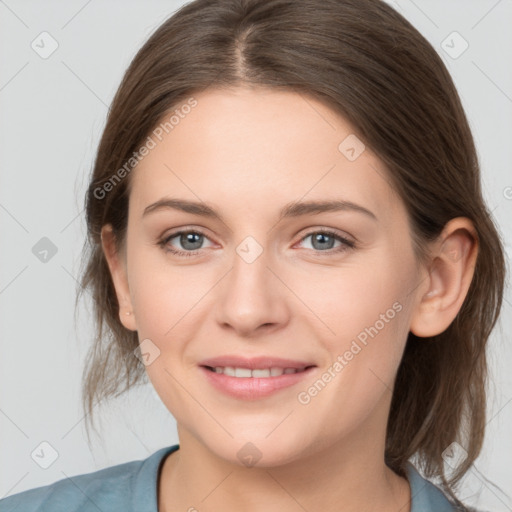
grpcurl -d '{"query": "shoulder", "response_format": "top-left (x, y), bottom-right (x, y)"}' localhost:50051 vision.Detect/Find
top-left (406, 461), bottom-right (455, 511)
top-left (405, 462), bottom-right (486, 512)
top-left (0, 445), bottom-right (179, 512)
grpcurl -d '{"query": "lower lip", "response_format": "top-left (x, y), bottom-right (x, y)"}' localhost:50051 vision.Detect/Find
top-left (199, 366), bottom-right (316, 400)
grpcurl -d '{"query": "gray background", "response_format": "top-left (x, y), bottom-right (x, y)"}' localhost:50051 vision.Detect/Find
top-left (0, 0), bottom-right (511, 509)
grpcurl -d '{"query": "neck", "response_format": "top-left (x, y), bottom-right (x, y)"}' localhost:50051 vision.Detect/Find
top-left (158, 426), bottom-right (411, 512)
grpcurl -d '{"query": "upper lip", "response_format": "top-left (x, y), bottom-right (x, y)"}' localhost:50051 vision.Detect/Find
top-left (199, 355), bottom-right (316, 370)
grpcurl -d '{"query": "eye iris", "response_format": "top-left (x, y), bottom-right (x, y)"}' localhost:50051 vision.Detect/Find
top-left (312, 233), bottom-right (335, 250)
top-left (180, 232), bottom-right (203, 250)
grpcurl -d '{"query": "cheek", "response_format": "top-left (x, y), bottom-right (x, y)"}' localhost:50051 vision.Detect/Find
top-left (294, 253), bottom-right (414, 386)
top-left (294, 264), bottom-right (412, 436)
top-left (294, 258), bottom-right (406, 335)
top-left (128, 244), bottom-right (208, 337)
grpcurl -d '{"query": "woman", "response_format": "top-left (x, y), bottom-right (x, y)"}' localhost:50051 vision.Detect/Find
top-left (1, 0), bottom-right (505, 510)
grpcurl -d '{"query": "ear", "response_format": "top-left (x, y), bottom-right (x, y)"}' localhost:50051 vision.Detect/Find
top-left (410, 218), bottom-right (478, 338)
top-left (101, 224), bottom-right (137, 331)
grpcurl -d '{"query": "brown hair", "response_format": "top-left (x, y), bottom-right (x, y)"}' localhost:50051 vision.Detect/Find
top-left (78, 0), bottom-right (506, 507)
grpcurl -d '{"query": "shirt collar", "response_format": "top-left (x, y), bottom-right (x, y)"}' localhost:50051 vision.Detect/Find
top-left (405, 461), bottom-right (455, 511)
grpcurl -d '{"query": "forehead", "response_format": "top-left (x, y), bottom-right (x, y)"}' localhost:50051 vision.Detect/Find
top-left (130, 87), bottom-right (401, 222)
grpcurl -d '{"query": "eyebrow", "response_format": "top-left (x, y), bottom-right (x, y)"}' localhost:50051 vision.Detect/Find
top-left (142, 198), bottom-right (377, 222)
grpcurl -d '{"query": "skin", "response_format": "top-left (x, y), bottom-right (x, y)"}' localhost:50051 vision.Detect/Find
top-left (101, 87), bottom-right (478, 512)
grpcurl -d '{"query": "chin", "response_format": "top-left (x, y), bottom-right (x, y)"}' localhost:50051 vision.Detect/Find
top-left (208, 431), bottom-right (311, 469)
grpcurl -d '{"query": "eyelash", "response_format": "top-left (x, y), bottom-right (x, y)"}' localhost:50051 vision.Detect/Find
top-left (157, 228), bottom-right (356, 258)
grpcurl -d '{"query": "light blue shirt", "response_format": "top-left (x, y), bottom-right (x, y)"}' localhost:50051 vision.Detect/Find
top-left (0, 444), bottom-right (458, 511)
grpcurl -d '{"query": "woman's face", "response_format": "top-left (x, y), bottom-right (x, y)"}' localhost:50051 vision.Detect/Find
top-left (109, 87), bottom-right (428, 465)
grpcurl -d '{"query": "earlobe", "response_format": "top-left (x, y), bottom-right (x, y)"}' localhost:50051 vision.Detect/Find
top-left (409, 218), bottom-right (478, 338)
top-left (100, 225), bottom-right (137, 331)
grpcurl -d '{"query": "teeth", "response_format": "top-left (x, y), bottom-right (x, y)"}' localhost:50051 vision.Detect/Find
top-left (252, 369), bottom-right (271, 378)
top-left (235, 368), bottom-right (252, 378)
top-left (223, 366), bottom-right (235, 376)
top-left (212, 366), bottom-right (302, 378)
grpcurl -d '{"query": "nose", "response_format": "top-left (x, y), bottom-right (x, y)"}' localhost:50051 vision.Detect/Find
top-left (214, 241), bottom-right (290, 338)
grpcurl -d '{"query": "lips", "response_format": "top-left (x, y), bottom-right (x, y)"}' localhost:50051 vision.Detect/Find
top-left (199, 355), bottom-right (317, 399)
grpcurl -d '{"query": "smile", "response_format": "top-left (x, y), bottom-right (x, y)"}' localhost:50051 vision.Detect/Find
top-left (204, 366), bottom-right (311, 378)
top-left (200, 364), bottom-right (317, 400)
